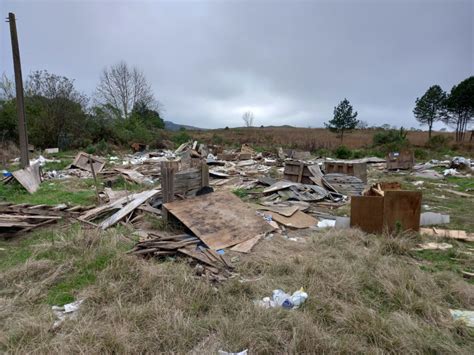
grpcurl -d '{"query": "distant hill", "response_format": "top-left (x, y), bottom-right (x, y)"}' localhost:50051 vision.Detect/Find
top-left (164, 121), bottom-right (206, 131)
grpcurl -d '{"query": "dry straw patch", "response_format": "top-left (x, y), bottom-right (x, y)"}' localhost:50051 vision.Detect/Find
top-left (0, 227), bottom-right (473, 353)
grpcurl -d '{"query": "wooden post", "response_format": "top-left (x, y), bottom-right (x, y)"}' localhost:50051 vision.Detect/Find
top-left (161, 161), bottom-right (179, 203)
top-left (161, 161), bottom-right (178, 221)
top-left (201, 162), bottom-right (209, 188)
top-left (297, 162), bottom-right (304, 183)
top-left (8, 13), bottom-right (29, 168)
top-left (89, 154), bottom-right (101, 205)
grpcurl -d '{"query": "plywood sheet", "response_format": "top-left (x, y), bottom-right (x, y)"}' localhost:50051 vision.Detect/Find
top-left (266, 210), bottom-right (317, 229)
top-left (163, 191), bottom-right (274, 250)
top-left (383, 191), bottom-right (421, 232)
top-left (350, 195), bottom-right (384, 234)
top-left (12, 163), bottom-right (41, 194)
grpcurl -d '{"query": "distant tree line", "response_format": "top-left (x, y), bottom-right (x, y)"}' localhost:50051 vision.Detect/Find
top-left (0, 62), bottom-right (164, 149)
top-left (414, 77), bottom-right (473, 142)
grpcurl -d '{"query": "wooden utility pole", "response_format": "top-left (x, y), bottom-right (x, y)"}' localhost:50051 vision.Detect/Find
top-left (7, 12), bottom-right (29, 168)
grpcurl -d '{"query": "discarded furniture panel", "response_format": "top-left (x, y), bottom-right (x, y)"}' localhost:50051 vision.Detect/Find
top-left (284, 161), bottom-right (316, 184)
top-left (324, 161), bottom-right (367, 183)
top-left (12, 163), bottom-right (41, 194)
top-left (351, 190), bottom-right (421, 233)
top-left (162, 191), bottom-right (274, 250)
top-left (70, 152), bottom-right (105, 173)
top-left (351, 195), bottom-right (385, 234)
top-left (44, 148), bottom-right (59, 154)
top-left (323, 173), bottom-right (365, 196)
top-left (386, 150), bottom-right (414, 170)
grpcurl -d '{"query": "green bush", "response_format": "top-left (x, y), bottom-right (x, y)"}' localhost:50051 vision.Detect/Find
top-left (172, 131), bottom-right (191, 146)
top-left (212, 134), bottom-right (224, 145)
top-left (414, 148), bottom-right (428, 160)
top-left (334, 145), bottom-right (352, 159)
top-left (372, 128), bottom-right (409, 153)
top-left (426, 135), bottom-right (451, 151)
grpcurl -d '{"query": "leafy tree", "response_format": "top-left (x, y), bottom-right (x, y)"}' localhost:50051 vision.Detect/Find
top-left (24, 71), bottom-right (88, 148)
top-left (413, 85), bottom-right (446, 139)
top-left (130, 101), bottom-right (164, 129)
top-left (325, 98), bottom-right (359, 143)
top-left (443, 76), bottom-right (474, 142)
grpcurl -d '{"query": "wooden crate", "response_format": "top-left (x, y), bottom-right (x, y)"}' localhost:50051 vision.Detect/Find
top-left (324, 161), bottom-right (367, 182)
top-left (351, 190), bottom-right (421, 233)
top-left (386, 150), bottom-right (415, 170)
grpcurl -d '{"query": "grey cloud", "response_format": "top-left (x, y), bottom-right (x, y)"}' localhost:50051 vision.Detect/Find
top-left (1, 0), bottom-right (472, 129)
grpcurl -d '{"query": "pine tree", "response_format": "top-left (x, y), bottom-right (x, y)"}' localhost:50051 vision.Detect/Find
top-left (413, 85), bottom-right (446, 139)
top-left (325, 98), bottom-right (359, 143)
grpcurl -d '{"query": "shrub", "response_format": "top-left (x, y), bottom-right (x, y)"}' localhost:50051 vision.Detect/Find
top-left (172, 131), bottom-right (191, 146)
top-left (212, 134), bottom-right (224, 145)
top-left (425, 135), bottom-right (451, 151)
top-left (414, 148), bottom-right (428, 160)
top-left (334, 145), bottom-right (352, 159)
top-left (373, 128), bottom-right (409, 153)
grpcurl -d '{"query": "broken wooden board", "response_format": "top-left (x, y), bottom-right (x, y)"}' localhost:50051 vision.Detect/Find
top-left (263, 180), bottom-right (299, 193)
top-left (420, 227), bottom-right (474, 242)
top-left (163, 191), bottom-right (274, 250)
top-left (230, 234), bottom-right (264, 253)
top-left (70, 152), bottom-right (105, 173)
top-left (114, 168), bottom-right (147, 184)
top-left (266, 210), bottom-right (317, 229)
top-left (254, 204), bottom-right (299, 217)
top-left (12, 163), bottom-right (41, 194)
top-left (100, 189), bottom-right (160, 229)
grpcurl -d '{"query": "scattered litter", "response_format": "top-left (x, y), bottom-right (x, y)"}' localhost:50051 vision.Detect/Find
top-left (52, 299), bottom-right (84, 329)
top-left (443, 168), bottom-right (458, 176)
top-left (254, 288), bottom-right (308, 309)
top-left (420, 212), bottom-right (450, 226)
top-left (449, 309), bottom-right (474, 327)
top-left (317, 219), bottom-right (336, 228)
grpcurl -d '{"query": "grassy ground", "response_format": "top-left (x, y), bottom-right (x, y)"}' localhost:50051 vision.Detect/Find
top-left (1, 153), bottom-right (473, 352)
top-left (0, 226), bottom-right (473, 353)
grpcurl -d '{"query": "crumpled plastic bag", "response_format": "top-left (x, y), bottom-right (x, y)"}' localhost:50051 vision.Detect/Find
top-left (254, 288), bottom-right (308, 309)
top-left (52, 299), bottom-right (84, 329)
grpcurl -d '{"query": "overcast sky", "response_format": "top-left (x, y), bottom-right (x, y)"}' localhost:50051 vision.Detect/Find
top-left (1, 0), bottom-right (472, 129)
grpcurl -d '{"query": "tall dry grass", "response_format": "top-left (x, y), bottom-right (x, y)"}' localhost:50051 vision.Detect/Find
top-left (1, 226), bottom-right (473, 353)
top-left (190, 127), bottom-right (470, 151)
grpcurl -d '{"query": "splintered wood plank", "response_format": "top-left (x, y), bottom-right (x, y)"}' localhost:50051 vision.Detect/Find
top-left (164, 191), bottom-right (274, 250)
top-left (99, 189), bottom-right (160, 229)
top-left (420, 228), bottom-right (474, 242)
top-left (266, 210), bottom-right (318, 229)
top-left (12, 163), bottom-right (41, 194)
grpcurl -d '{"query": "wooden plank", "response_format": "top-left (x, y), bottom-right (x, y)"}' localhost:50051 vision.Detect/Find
top-left (230, 234), bottom-right (264, 253)
top-left (12, 163), bottom-right (41, 194)
top-left (254, 204), bottom-right (299, 217)
top-left (266, 210), bottom-right (318, 229)
top-left (164, 191), bottom-right (274, 250)
top-left (420, 227), bottom-right (474, 242)
top-left (263, 181), bottom-right (299, 193)
top-left (99, 189), bottom-right (160, 229)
